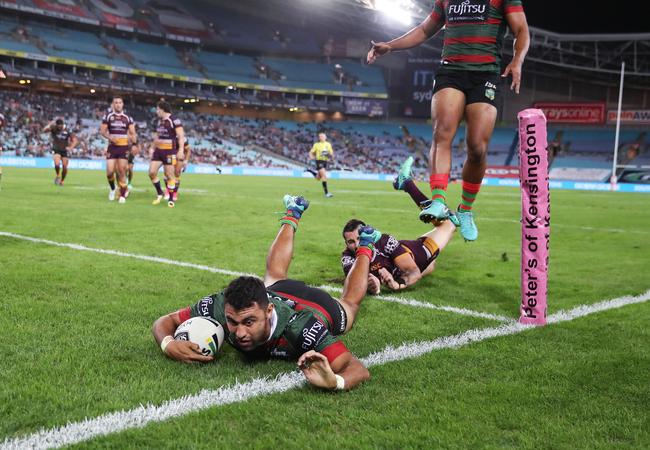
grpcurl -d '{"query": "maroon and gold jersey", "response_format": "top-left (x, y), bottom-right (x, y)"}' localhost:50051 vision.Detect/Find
top-left (429, 0), bottom-right (524, 72)
top-left (342, 233), bottom-right (406, 278)
top-left (50, 126), bottom-right (73, 152)
top-left (341, 234), bottom-right (440, 280)
top-left (102, 111), bottom-right (134, 151)
top-left (155, 114), bottom-right (182, 152)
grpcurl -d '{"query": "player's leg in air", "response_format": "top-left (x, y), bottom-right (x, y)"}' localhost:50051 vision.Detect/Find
top-left (418, 88), bottom-right (464, 225)
top-left (264, 195), bottom-right (380, 333)
top-left (148, 156), bottom-right (165, 205)
top-left (53, 152), bottom-right (62, 185)
top-left (394, 156), bottom-right (459, 226)
top-left (454, 103), bottom-right (497, 241)
top-left (106, 154), bottom-right (117, 200)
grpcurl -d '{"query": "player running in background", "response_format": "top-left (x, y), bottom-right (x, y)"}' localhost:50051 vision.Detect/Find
top-left (149, 101), bottom-right (185, 207)
top-left (367, 0), bottom-right (529, 241)
top-left (43, 118), bottom-right (77, 186)
top-left (153, 194), bottom-right (381, 390)
top-left (307, 132), bottom-right (334, 198)
top-left (100, 96), bottom-right (137, 203)
top-left (341, 157), bottom-right (456, 294)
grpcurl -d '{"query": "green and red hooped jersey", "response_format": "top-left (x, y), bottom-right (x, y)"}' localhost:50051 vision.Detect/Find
top-left (178, 290), bottom-right (348, 364)
top-left (429, 0), bottom-right (524, 73)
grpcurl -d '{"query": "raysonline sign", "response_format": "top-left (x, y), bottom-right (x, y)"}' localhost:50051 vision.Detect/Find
top-left (534, 102), bottom-right (605, 124)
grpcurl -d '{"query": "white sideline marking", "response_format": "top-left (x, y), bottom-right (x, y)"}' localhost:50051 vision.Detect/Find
top-left (318, 285), bottom-right (512, 323)
top-left (0, 231), bottom-right (507, 322)
top-left (3, 290), bottom-right (648, 450)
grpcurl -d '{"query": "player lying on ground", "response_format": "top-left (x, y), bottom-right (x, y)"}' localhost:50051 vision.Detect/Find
top-left (153, 195), bottom-right (381, 391)
top-left (341, 157), bottom-right (456, 294)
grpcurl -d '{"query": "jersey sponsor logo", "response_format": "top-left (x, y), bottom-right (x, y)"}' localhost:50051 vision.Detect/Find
top-left (300, 317), bottom-right (328, 350)
top-left (198, 296), bottom-right (214, 317)
top-left (447, 0), bottom-right (489, 23)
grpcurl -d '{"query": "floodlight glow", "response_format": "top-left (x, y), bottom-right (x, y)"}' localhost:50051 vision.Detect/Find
top-left (375, 0), bottom-right (413, 26)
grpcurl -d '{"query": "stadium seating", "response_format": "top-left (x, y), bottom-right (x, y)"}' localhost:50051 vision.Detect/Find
top-left (1, 90), bottom-right (640, 176)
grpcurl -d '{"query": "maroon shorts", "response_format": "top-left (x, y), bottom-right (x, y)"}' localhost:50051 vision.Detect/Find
top-left (106, 146), bottom-right (129, 160)
top-left (399, 237), bottom-right (440, 273)
top-left (152, 149), bottom-right (177, 166)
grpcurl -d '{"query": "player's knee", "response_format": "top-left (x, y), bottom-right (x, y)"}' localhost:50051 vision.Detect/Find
top-left (465, 145), bottom-right (487, 165)
top-left (433, 123), bottom-right (456, 143)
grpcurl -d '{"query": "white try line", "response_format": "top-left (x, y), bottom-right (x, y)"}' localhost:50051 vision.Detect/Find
top-left (3, 289), bottom-right (648, 450)
top-left (0, 231), bottom-right (510, 322)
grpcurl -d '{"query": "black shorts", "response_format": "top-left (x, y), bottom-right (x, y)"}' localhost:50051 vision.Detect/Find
top-left (432, 67), bottom-right (500, 108)
top-left (128, 152), bottom-right (134, 164)
top-left (315, 160), bottom-right (328, 171)
top-left (267, 279), bottom-right (347, 336)
top-left (53, 149), bottom-right (69, 158)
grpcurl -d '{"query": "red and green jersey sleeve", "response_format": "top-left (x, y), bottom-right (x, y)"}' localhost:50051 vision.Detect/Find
top-left (429, 0), bottom-right (524, 72)
top-left (180, 291), bottom-right (349, 364)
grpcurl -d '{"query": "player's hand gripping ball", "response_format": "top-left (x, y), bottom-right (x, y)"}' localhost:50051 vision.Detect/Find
top-left (174, 317), bottom-right (225, 357)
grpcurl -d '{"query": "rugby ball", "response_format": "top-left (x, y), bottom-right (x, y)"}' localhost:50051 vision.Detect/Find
top-left (173, 317), bottom-right (225, 357)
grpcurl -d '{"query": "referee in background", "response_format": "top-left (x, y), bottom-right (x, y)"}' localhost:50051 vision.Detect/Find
top-left (307, 132), bottom-right (334, 198)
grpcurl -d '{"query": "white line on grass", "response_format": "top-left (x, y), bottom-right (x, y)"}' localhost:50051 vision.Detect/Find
top-left (3, 290), bottom-right (648, 450)
top-left (317, 285), bottom-right (512, 322)
top-left (0, 231), bottom-right (509, 322)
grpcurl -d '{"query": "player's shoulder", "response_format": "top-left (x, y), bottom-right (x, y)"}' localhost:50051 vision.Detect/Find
top-left (377, 233), bottom-right (400, 252)
top-left (171, 115), bottom-right (182, 127)
top-left (191, 291), bottom-right (226, 323)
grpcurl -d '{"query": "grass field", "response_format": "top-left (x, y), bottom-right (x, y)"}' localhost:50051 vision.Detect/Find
top-left (1, 167), bottom-right (648, 449)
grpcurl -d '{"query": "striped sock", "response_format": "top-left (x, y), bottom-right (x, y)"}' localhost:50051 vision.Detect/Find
top-left (280, 210), bottom-right (300, 231)
top-left (459, 181), bottom-right (482, 211)
top-left (429, 173), bottom-right (449, 204)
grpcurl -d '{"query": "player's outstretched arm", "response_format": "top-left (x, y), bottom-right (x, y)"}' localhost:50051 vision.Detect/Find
top-left (502, 11), bottom-right (530, 94)
top-left (298, 350), bottom-right (369, 391)
top-left (367, 15), bottom-right (442, 64)
top-left (152, 311), bottom-right (213, 363)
